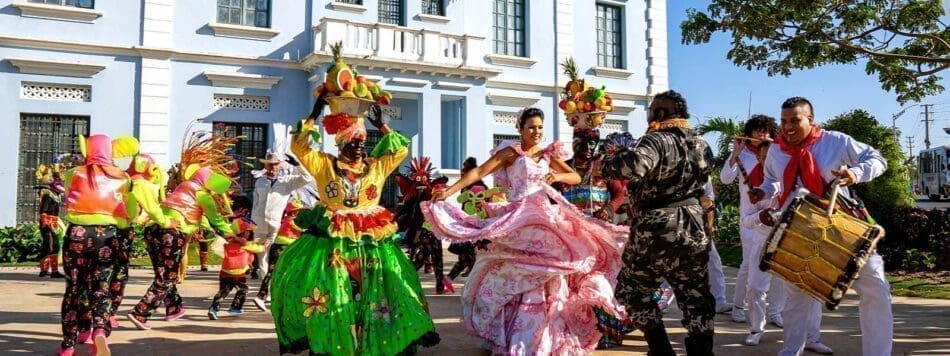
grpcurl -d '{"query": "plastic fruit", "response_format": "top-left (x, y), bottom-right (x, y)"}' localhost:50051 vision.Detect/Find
top-left (354, 83), bottom-right (370, 98)
top-left (558, 100), bottom-right (567, 110)
top-left (340, 91), bottom-right (356, 98)
top-left (595, 97), bottom-right (607, 107)
top-left (325, 42), bottom-right (354, 94)
top-left (585, 102), bottom-right (594, 112)
top-left (600, 105), bottom-right (612, 111)
top-left (565, 101), bottom-right (577, 114)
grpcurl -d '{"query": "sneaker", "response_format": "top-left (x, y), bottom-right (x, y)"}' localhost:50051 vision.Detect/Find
top-left (744, 332), bottom-right (763, 346)
top-left (200, 265), bottom-right (208, 272)
top-left (227, 307), bottom-right (244, 315)
top-left (716, 302), bottom-right (734, 314)
top-left (443, 277), bottom-right (456, 294)
top-left (207, 307), bottom-right (219, 320)
top-left (39, 270), bottom-right (50, 277)
top-left (56, 347), bottom-right (74, 356)
top-left (768, 314), bottom-right (784, 329)
top-left (732, 309), bottom-right (747, 323)
top-left (164, 307), bottom-right (186, 322)
top-left (126, 314), bottom-right (151, 330)
top-left (805, 341), bottom-right (834, 354)
top-left (265, 295), bottom-right (271, 303)
top-left (249, 271), bottom-right (261, 280)
top-left (50, 271), bottom-right (65, 278)
top-left (77, 330), bottom-right (91, 344)
top-left (109, 316), bottom-right (119, 329)
top-left (91, 329), bottom-right (110, 356)
top-left (252, 297), bottom-right (267, 312)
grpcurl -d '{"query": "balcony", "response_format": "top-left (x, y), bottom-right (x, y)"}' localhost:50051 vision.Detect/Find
top-left (304, 18), bottom-right (500, 79)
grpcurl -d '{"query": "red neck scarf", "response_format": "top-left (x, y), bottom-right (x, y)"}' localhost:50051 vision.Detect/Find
top-left (775, 125), bottom-right (824, 206)
top-left (742, 144), bottom-right (764, 187)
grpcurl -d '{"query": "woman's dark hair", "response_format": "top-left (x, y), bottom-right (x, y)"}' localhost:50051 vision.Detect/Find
top-left (462, 157), bottom-right (478, 170)
top-left (744, 114), bottom-right (779, 138)
top-left (517, 108), bottom-right (545, 129)
top-left (652, 90), bottom-right (690, 120)
top-left (781, 96), bottom-right (813, 114)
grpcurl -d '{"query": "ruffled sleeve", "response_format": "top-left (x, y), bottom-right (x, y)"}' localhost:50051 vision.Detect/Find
top-left (370, 131), bottom-right (410, 177)
top-left (490, 140), bottom-right (524, 157)
top-left (544, 140), bottom-right (573, 161)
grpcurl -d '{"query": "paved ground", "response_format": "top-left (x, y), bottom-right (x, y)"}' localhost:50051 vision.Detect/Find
top-left (915, 197), bottom-right (950, 210)
top-left (1, 263), bottom-right (949, 355)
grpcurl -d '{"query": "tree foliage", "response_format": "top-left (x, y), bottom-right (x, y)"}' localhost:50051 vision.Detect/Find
top-left (822, 109), bottom-right (915, 210)
top-left (682, 1), bottom-right (950, 104)
top-left (696, 116), bottom-right (745, 167)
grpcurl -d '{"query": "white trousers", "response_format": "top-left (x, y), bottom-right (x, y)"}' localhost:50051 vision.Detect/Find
top-left (779, 253), bottom-right (892, 356)
top-left (708, 241), bottom-right (728, 307)
top-left (253, 220), bottom-right (279, 273)
top-left (746, 235), bottom-right (787, 333)
top-left (733, 230), bottom-right (754, 310)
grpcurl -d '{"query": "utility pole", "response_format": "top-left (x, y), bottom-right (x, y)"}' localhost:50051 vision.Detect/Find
top-left (922, 104), bottom-right (933, 149)
top-left (906, 136), bottom-right (915, 158)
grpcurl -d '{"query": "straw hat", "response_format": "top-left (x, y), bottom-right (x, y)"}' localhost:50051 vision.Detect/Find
top-left (259, 152), bottom-right (282, 164)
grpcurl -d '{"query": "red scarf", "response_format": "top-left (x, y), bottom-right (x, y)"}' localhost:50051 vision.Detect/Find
top-left (776, 125), bottom-right (824, 206)
top-left (744, 144), bottom-right (765, 187)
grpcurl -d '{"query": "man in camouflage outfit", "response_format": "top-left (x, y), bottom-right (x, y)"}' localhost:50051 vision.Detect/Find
top-left (601, 90), bottom-right (717, 355)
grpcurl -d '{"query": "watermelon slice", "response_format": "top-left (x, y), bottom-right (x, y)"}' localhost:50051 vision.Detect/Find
top-left (335, 69), bottom-right (354, 95)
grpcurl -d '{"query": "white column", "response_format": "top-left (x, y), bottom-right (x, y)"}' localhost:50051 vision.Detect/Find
top-left (138, 0), bottom-right (174, 167)
top-left (420, 91), bottom-right (442, 166)
top-left (646, 0), bottom-right (669, 95)
top-left (554, 0), bottom-right (575, 144)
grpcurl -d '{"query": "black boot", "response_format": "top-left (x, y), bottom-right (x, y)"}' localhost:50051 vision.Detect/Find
top-left (684, 333), bottom-right (714, 356)
top-left (642, 324), bottom-right (675, 356)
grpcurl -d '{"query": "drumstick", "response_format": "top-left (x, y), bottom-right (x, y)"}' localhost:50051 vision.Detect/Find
top-left (825, 165), bottom-right (846, 217)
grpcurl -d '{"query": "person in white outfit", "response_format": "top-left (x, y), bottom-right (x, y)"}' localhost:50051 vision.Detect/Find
top-left (249, 152), bottom-right (313, 282)
top-left (751, 97), bottom-right (891, 356)
top-left (720, 115), bottom-right (788, 327)
top-left (702, 179), bottom-right (734, 314)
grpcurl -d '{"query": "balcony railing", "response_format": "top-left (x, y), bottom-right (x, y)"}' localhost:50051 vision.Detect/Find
top-left (313, 17), bottom-right (485, 68)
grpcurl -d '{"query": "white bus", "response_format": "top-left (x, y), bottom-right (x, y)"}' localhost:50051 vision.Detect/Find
top-left (918, 145), bottom-right (950, 201)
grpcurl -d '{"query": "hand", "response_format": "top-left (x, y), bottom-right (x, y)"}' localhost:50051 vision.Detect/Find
top-left (231, 235), bottom-right (247, 244)
top-left (544, 173), bottom-right (558, 185)
top-left (309, 91), bottom-right (329, 119)
top-left (367, 104), bottom-right (385, 129)
top-left (431, 188), bottom-right (448, 202)
top-left (594, 208), bottom-right (613, 222)
top-left (748, 188), bottom-right (765, 204)
top-left (831, 167), bottom-right (857, 186)
top-left (759, 209), bottom-right (776, 227)
top-left (284, 154), bottom-right (300, 167)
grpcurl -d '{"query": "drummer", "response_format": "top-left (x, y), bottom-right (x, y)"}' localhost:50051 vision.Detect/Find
top-left (750, 97), bottom-right (891, 356)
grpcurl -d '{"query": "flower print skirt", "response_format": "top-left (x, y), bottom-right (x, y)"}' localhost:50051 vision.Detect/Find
top-left (269, 205), bottom-right (440, 356)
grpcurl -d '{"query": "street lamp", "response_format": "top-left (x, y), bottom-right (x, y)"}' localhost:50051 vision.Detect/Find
top-left (891, 104), bottom-right (918, 138)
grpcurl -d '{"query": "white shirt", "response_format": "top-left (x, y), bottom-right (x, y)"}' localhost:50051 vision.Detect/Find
top-left (760, 130), bottom-right (887, 208)
top-left (251, 165), bottom-right (313, 227)
top-left (721, 146), bottom-right (763, 237)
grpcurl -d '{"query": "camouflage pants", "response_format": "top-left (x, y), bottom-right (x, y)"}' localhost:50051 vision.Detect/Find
top-left (615, 206), bottom-right (715, 341)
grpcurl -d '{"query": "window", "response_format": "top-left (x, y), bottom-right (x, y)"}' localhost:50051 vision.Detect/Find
top-left (422, 0), bottom-right (444, 16)
top-left (212, 122), bottom-right (268, 195)
top-left (365, 130), bottom-right (399, 209)
top-left (441, 99), bottom-right (465, 169)
top-left (378, 0), bottom-right (404, 26)
top-left (596, 3), bottom-right (623, 69)
top-left (336, 0), bottom-right (362, 4)
top-left (492, 0), bottom-right (526, 57)
top-left (17, 114), bottom-right (89, 223)
top-left (28, 0), bottom-right (93, 8)
top-left (493, 134), bottom-right (520, 147)
top-left (217, 0), bottom-right (270, 28)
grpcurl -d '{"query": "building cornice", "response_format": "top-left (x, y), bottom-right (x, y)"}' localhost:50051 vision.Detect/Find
top-left (417, 13), bottom-right (450, 24)
top-left (590, 66), bottom-right (634, 79)
top-left (207, 22), bottom-right (280, 41)
top-left (328, 2), bottom-right (368, 13)
top-left (487, 89), bottom-right (542, 107)
top-left (301, 52), bottom-right (500, 79)
top-left (203, 71), bottom-right (282, 89)
top-left (12, 2), bottom-right (103, 23)
top-left (486, 54), bottom-right (538, 68)
top-left (5, 56), bottom-right (105, 77)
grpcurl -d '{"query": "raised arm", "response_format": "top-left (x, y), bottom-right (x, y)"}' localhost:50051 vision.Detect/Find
top-left (433, 148), bottom-right (516, 200)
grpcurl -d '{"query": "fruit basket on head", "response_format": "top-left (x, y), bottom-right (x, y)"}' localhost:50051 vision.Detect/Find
top-left (316, 42), bottom-right (394, 118)
top-left (558, 57), bottom-right (614, 130)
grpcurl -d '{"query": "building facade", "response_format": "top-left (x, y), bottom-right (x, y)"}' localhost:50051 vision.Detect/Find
top-left (0, 0), bottom-right (667, 225)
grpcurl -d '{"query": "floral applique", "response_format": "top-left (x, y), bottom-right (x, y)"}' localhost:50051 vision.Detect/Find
top-left (325, 182), bottom-right (340, 199)
top-left (371, 300), bottom-right (392, 323)
top-left (302, 287), bottom-right (329, 317)
top-left (365, 185), bottom-right (378, 200)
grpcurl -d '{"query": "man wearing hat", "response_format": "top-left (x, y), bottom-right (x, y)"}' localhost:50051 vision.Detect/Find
top-left (249, 151), bottom-right (312, 284)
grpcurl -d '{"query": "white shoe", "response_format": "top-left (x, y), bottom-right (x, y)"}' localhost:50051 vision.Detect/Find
top-left (744, 332), bottom-right (763, 346)
top-left (252, 297), bottom-right (268, 312)
top-left (716, 302), bottom-right (734, 314)
top-left (265, 295), bottom-right (272, 302)
top-left (805, 341), bottom-right (833, 354)
top-left (768, 314), bottom-right (784, 328)
top-left (732, 309), bottom-right (747, 323)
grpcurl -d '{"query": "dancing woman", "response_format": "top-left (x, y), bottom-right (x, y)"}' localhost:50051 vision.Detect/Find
top-left (422, 108), bottom-right (628, 355)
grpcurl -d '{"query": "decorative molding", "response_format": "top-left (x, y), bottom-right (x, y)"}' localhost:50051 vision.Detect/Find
top-left (381, 105), bottom-right (402, 120)
top-left (6, 57), bottom-right (105, 78)
top-left (610, 100), bottom-right (638, 115)
top-left (203, 71), bottom-right (282, 89)
top-left (12, 2), bottom-right (103, 23)
top-left (486, 79), bottom-right (556, 93)
top-left (417, 13), bottom-right (450, 24)
top-left (360, 74), bottom-right (384, 82)
top-left (213, 94), bottom-right (270, 111)
top-left (590, 66), bottom-right (634, 79)
top-left (389, 77), bottom-right (429, 87)
top-left (493, 111), bottom-right (519, 126)
top-left (486, 54), bottom-right (537, 68)
top-left (597, 0), bottom-right (628, 6)
top-left (328, 2), bottom-right (368, 13)
top-left (20, 82), bottom-right (91, 102)
top-left (487, 91), bottom-right (541, 107)
top-left (601, 119), bottom-right (627, 133)
top-left (434, 81), bottom-right (471, 90)
top-left (207, 22), bottom-right (279, 41)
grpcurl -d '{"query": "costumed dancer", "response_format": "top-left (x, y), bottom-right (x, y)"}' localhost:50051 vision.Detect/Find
top-left (269, 42), bottom-right (439, 355)
top-left (750, 97), bottom-right (886, 356)
top-left (208, 218), bottom-right (263, 319)
top-left (445, 157), bottom-right (496, 282)
top-left (423, 107), bottom-right (629, 354)
top-left (58, 134), bottom-right (139, 356)
top-left (394, 156), bottom-right (452, 293)
top-left (252, 198), bottom-right (306, 311)
top-left (600, 90), bottom-right (717, 355)
top-left (127, 133), bottom-right (238, 330)
top-left (35, 162), bottom-right (67, 278)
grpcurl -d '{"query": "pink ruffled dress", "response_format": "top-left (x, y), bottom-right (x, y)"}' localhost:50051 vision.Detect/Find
top-left (421, 140), bottom-right (629, 355)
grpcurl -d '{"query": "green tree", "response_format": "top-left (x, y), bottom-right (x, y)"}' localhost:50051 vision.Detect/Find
top-left (822, 109), bottom-right (915, 210)
top-left (681, 1), bottom-right (950, 104)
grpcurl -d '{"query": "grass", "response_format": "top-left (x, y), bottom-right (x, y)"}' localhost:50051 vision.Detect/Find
top-left (130, 242), bottom-right (223, 268)
top-left (887, 276), bottom-right (950, 300)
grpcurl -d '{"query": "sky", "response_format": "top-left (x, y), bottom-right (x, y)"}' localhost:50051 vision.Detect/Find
top-left (666, 1), bottom-right (950, 156)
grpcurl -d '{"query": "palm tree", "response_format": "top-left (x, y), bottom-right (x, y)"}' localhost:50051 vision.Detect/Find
top-left (696, 116), bottom-right (744, 168)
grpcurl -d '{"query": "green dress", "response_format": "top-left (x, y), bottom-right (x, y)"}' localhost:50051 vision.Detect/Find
top-left (270, 125), bottom-right (438, 355)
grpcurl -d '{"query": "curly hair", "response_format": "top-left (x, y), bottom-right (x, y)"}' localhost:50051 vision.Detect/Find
top-left (744, 114), bottom-right (778, 138)
top-left (462, 157), bottom-right (478, 170)
top-left (781, 96), bottom-right (814, 115)
top-left (651, 90), bottom-right (690, 121)
top-left (517, 107), bottom-right (545, 129)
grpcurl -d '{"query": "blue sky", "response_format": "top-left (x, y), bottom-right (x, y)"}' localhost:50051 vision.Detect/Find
top-left (666, 2), bottom-right (950, 155)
